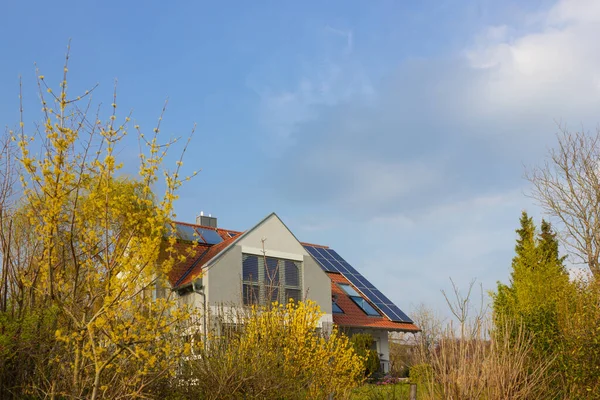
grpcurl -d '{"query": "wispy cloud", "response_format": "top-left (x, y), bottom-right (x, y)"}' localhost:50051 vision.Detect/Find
top-left (248, 27), bottom-right (373, 151)
top-left (325, 25), bottom-right (353, 54)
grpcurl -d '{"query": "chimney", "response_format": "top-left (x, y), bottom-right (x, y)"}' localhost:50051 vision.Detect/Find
top-left (196, 211), bottom-right (217, 228)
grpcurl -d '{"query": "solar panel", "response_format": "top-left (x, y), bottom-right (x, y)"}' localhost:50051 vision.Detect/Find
top-left (320, 248), bottom-right (337, 260)
top-left (175, 223), bottom-right (198, 242)
top-left (304, 246), bottom-right (337, 272)
top-left (312, 258), bottom-right (329, 271)
top-left (303, 244), bottom-right (413, 323)
top-left (313, 247), bottom-right (331, 260)
top-left (305, 246), bottom-right (323, 260)
top-left (340, 261), bottom-right (358, 275)
top-left (355, 275), bottom-right (376, 289)
top-left (323, 258), bottom-right (342, 272)
top-left (196, 227), bottom-right (223, 245)
top-left (328, 259), bottom-right (350, 273)
top-left (327, 249), bottom-right (345, 262)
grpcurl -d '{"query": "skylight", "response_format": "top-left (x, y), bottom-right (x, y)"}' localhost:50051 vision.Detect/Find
top-left (339, 283), bottom-right (360, 297)
top-left (338, 283), bottom-right (380, 316)
top-left (332, 302), bottom-right (344, 314)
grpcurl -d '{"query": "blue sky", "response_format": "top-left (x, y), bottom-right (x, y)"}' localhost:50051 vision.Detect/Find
top-left (2, 0), bottom-right (599, 316)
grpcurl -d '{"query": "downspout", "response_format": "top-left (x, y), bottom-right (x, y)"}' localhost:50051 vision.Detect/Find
top-left (192, 278), bottom-right (207, 351)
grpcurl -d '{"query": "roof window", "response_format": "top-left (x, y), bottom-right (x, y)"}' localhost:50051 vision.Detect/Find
top-left (338, 283), bottom-right (380, 316)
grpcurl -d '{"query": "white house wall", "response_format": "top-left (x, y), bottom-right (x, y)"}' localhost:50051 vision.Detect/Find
top-left (204, 245), bottom-right (242, 304)
top-left (205, 214), bottom-right (333, 314)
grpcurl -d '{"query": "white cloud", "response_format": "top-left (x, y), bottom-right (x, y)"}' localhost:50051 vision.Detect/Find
top-left (547, 0), bottom-right (600, 25)
top-left (464, 0), bottom-right (600, 124)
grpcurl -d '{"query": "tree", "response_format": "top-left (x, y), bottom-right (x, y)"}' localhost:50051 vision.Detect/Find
top-left (0, 48), bottom-right (198, 399)
top-left (527, 126), bottom-right (600, 278)
top-left (493, 212), bottom-right (569, 356)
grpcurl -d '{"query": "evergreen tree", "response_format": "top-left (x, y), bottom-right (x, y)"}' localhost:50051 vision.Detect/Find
top-left (492, 212), bottom-right (569, 355)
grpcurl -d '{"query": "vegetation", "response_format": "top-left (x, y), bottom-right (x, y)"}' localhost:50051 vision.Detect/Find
top-left (388, 338), bottom-right (414, 378)
top-left (527, 126), bottom-right (600, 278)
top-left (170, 300), bottom-right (364, 400)
top-left (351, 381), bottom-right (413, 400)
top-left (493, 212), bottom-right (569, 362)
top-left (411, 281), bottom-right (554, 400)
top-left (350, 333), bottom-right (381, 378)
top-left (493, 213), bottom-right (600, 397)
top-left (0, 49), bottom-right (199, 398)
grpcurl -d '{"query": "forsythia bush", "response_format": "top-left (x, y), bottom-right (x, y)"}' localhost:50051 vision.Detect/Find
top-left (174, 300), bottom-right (365, 400)
top-left (0, 51), bottom-right (198, 399)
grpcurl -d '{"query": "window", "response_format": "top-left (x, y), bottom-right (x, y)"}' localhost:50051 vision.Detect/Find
top-left (242, 255), bottom-right (260, 304)
top-left (242, 254), bottom-right (302, 305)
top-left (332, 301), bottom-right (344, 314)
top-left (338, 283), bottom-right (380, 316)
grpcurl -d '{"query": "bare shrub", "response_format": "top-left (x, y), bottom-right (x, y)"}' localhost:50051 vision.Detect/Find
top-left (413, 280), bottom-right (555, 400)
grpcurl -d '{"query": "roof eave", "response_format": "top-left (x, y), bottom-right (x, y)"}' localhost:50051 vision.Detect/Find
top-left (336, 323), bottom-right (421, 333)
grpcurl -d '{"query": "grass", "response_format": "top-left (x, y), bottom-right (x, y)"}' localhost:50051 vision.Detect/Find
top-left (351, 382), bottom-right (415, 400)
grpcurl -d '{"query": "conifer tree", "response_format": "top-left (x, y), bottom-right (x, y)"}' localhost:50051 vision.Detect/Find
top-left (492, 212), bottom-right (569, 355)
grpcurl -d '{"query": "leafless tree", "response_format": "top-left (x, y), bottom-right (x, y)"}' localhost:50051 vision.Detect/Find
top-left (527, 125), bottom-right (600, 278)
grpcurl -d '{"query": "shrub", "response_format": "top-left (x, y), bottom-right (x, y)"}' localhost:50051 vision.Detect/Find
top-left (409, 363), bottom-right (433, 384)
top-left (350, 333), bottom-right (380, 378)
top-left (389, 338), bottom-right (416, 378)
top-left (413, 281), bottom-right (556, 400)
top-left (174, 300), bottom-right (365, 399)
top-left (0, 51), bottom-right (197, 399)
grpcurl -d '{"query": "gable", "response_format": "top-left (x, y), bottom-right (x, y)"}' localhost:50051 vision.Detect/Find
top-left (201, 213), bottom-right (332, 313)
top-left (234, 213), bottom-right (312, 260)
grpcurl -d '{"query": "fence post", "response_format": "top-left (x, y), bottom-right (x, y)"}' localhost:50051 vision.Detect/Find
top-left (409, 383), bottom-right (417, 400)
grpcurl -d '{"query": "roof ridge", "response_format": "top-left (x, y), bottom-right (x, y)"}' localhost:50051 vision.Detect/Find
top-left (171, 220), bottom-right (217, 230)
top-left (300, 242), bottom-right (329, 248)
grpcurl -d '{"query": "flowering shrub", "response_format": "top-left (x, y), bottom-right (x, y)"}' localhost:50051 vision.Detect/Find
top-left (175, 300), bottom-right (365, 399)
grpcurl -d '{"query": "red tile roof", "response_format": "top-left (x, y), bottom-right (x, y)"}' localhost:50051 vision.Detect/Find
top-left (177, 234), bottom-right (239, 286)
top-left (328, 272), bottom-right (419, 332)
top-left (164, 222), bottom-right (243, 287)
top-left (162, 241), bottom-right (211, 287)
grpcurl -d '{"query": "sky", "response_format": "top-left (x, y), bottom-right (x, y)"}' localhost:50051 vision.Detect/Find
top-left (2, 0), bottom-right (600, 318)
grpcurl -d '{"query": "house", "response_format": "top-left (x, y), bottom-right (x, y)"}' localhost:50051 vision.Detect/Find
top-left (164, 212), bottom-right (419, 372)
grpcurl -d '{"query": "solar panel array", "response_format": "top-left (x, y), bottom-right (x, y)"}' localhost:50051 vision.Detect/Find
top-left (170, 223), bottom-right (223, 245)
top-left (304, 245), bottom-right (413, 323)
